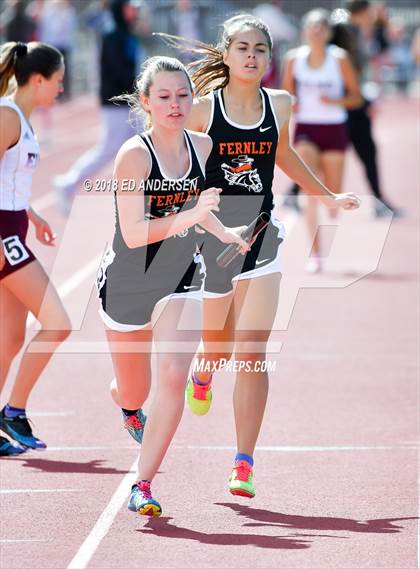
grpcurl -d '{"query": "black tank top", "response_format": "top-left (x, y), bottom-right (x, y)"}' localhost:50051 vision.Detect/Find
top-left (112, 130), bottom-right (205, 271)
top-left (205, 88), bottom-right (279, 226)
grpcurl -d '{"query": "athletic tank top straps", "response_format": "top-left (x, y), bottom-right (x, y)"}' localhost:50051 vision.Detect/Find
top-left (0, 98), bottom-right (40, 211)
top-left (205, 88), bottom-right (279, 227)
top-left (98, 130), bottom-right (206, 329)
top-left (111, 129), bottom-right (205, 272)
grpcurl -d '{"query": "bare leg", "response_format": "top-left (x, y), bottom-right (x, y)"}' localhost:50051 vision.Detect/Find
top-left (319, 151), bottom-right (346, 220)
top-left (232, 273), bottom-right (281, 457)
top-left (1, 261), bottom-right (71, 408)
top-left (194, 292), bottom-right (236, 383)
top-left (136, 297), bottom-right (202, 481)
top-left (105, 327), bottom-right (153, 411)
top-left (0, 284), bottom-right (27, 394)
top-left (295, 142), bottom-right (321, 256)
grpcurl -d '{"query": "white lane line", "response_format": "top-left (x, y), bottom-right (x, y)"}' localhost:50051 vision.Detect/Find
top-left (1, 489), bottom-right (83, 494)
top-left (33, 443), bottom-right (419, 453)
top-left (26, 255), bottom-right (101, 328)
top-left (64, 440), bottom-right (416, 568)
top-left (30, 411), bottom-right (75, 417)
top-left (45, 446), bottom-right (137, 452)
top-left (184, 444), bottom-right (419, 452)
top-left (34, 443), bottom-right (419, 453)
top-left (67, 459), bottom-right (137, 569)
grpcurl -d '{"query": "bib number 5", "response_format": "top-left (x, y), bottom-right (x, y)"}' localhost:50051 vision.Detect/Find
top-left (3, 235), bottom-right (30, 266)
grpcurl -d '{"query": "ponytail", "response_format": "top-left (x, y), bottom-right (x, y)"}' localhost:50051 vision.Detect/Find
top-left (0, 42), bottom-right (27, 96)
top-left (0, 41), bottom-right (63, 97)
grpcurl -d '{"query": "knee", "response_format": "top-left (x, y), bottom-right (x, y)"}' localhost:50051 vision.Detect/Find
top-left (202, 338), bottom-right (234, 366)
top-left (235, 341), bottom-right (268, 364)
top-left (41, 312), bottom-right (72, 343)
top-left (114, 378), bottom-right (149, 410)
top-left (158, 359), bottom-right (189, 393)
top-left (212, 352), bottom-right (234, 367)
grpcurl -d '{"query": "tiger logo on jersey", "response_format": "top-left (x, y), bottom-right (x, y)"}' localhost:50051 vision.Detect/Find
top-left (145, 205), bottom-right (189, 238)
top-left (221, 155), bottom-right (263, 193)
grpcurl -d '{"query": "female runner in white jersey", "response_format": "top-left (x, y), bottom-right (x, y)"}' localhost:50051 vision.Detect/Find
top-left (282, 9), bottom-right (361, 272)
top-left (0, 42), bottom-right (70, 457)
top-left (161, 14), bottom-right (360, 499)
top-left (98, 56), bottom-right (248, 516)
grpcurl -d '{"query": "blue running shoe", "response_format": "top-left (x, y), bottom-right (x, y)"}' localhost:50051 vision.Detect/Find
top-left (122, 409), bottom-right (146, 444)
top-left (0, 408), bottom-right (46, 449)
top-left (127, 481), bottom-right (162, 517)
top-left (0, 435), bottom-right (27, 457)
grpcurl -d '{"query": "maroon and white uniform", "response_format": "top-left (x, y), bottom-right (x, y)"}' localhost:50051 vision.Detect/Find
top-left (0, 98), bottom-right (39, 280)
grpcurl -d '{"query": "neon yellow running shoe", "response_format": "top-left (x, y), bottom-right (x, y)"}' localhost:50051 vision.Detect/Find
top-left (228, 460), bottom-right (255, 498)
top-left (185, 373), bottom-right (212, 416)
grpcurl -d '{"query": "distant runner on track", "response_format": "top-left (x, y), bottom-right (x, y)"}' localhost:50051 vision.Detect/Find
top-left (0, 41), bottom-right (71, 457)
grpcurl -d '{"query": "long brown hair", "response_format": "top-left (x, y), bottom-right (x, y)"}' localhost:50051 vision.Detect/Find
top-left (0, 41), bottom-right (63, 97)
top-left (156, 14), bottom-right (273, 96)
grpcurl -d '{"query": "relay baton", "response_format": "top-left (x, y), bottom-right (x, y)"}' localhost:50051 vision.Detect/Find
top-left (216, 212), bottom-right (271, 268)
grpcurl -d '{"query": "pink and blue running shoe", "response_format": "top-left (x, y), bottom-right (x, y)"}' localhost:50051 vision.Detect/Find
top-left (122, 409), bottom-right (147, 444)
top-left (128, 480), bottom-right (162, 517)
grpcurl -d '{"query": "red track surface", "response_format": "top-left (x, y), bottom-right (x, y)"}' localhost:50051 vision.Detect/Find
top-left (0, 95), bottom-right (418, 569)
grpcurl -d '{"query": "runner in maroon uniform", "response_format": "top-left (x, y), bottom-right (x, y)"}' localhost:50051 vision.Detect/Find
top-left (0, 42), bottom-right (70, 456)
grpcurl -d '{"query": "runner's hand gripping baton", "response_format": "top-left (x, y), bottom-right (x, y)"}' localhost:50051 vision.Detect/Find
top-left (216, 212), bottom-right (271, 268)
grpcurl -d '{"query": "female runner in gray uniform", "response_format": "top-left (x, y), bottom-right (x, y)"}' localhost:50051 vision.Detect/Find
top-left (97, 56), bottom-right (248, 516)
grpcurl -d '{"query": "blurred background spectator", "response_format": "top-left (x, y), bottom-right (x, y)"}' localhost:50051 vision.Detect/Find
top-left (53, 0), bottom-right (149, 214)
top-left (37, 0), bottom-right (77, 98)
top-left (169, 0), bottom-right (201, 49)
top-left (0, 0), bottom-right (36, 42)
top-left (2, 0), bottom-right (419, 99)
top-left (82, 0), bottom-right (114, 37)
top-left (253, 0), bottom-right (298, 87)
top-left (387, 16), bottom-right (413, 94)
top-left (412, 26), bottom-right (420, 76)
